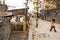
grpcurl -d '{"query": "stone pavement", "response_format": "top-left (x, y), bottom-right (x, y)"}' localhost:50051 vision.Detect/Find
top-left (9, 31), bottom-right (27, 40)
top-left (28, 18), bottom-right (60, 40)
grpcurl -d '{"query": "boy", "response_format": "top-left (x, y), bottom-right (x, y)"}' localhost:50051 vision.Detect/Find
top-left (50, 19), bottom-right (57, 32)
top-left (36, 18), bottom-right (39, 28)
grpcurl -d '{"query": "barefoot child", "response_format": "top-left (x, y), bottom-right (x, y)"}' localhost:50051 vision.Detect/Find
top-left (36, 18), bottom-right (39, 28)
top-left (50, 19), bottom-right (57, 32)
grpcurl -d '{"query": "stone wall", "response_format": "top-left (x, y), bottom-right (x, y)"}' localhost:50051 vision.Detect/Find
top-left (0, 22), bottom-right (11, 40)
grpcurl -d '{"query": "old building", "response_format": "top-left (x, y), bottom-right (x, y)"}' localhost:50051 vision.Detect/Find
top-left (7, 8), bottom-right (27, 15)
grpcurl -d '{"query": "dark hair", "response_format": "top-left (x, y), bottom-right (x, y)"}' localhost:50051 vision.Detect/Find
top-left (36, 19), bottom-right (38, 21)
top-left (52, 19), bottom-right (55, 22)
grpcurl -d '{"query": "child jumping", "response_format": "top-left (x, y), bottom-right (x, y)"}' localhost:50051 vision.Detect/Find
top-left (50, 19), bottom-right (57, 32)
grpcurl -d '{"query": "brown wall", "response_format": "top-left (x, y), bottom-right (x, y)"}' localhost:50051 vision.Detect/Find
top-left (8, 8), bottom-right (26, 16)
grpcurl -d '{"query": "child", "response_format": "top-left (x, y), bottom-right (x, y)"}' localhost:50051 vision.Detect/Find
top-left (50, 19), bottom-right (57, 32)
top-left (36, 18), bottom-right (39, 28)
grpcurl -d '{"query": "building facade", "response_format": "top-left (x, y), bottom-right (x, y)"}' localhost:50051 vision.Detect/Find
top-left (33, 0), bottom-right (38, 14)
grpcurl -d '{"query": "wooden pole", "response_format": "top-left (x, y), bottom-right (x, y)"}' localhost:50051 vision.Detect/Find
top-left (22, 0), bottom-right (28, 39)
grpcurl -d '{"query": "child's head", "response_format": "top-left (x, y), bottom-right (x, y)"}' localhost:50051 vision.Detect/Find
top-left (52, 19), bottom-right (55, 23)
top-left (36, 18), bottom-right (38, 21)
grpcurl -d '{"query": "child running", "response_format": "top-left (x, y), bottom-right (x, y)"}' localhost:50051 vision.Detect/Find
top-left (50, 19), bottom-right (57, 32)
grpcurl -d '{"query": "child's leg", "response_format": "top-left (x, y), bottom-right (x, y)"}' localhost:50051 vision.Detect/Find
top-left (36, 24), bottom-right (38, 28)
top-left (54, 26), bottom-right (57, 32)
top-left (50, 26), bottom-right (53, 31)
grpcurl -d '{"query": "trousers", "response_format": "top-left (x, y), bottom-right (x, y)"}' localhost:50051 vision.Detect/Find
top-left (50, 26), bottom-right (57, 32)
